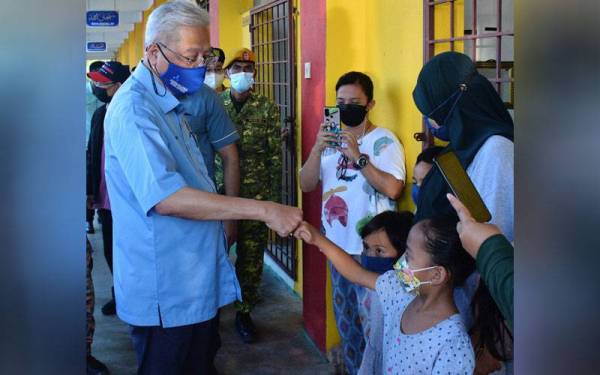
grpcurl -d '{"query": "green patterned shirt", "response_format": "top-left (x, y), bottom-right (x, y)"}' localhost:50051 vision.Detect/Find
top-left (215, 89), bottom-right (282, 202)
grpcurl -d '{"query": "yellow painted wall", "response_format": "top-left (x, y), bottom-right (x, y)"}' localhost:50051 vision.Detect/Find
top-left (323, 0), bottom-right (424, 350)
top-left (217, 0), bottom-right (252, 62)
top-left (433, 0), bottom-right (465, 55)
top-left (115, 0), bottom-right (168, 65)
top-left (218, 0), bottom-right (306, 295)
top-left (324, 0), bottom-right (363, 351)
top-left (112, 0), bottom-right (463, 353)
top-left (241, 10), bottom-right (252, 49)
top-left (293, 0), bottom-right (303, 297)
top-left (431, 0), bottom-right (464, 149)
top-left (324, 0), bottom-right (423, 216)
top-left (323, 0), bottom-right (463, 352)
top-left (116, 0), bottom-right (251, 64)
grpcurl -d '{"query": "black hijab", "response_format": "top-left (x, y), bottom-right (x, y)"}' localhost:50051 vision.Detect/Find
top-left (413, 52), bottom-right (514, 222)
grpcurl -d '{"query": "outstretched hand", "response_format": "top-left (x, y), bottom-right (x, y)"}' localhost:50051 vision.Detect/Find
top-left (447, 193), bottom-right (502, 258)
top-left (262, 202), bottom-right (303, 237)
top-left (293, 221), bottom-right (321, 246)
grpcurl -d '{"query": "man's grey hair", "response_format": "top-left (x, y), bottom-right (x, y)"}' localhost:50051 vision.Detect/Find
top-left (145, 0), bottom-right (210, 48)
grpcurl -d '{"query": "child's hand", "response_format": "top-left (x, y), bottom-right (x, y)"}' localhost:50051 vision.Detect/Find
top-left (293, 221), bottom-right (320, 245)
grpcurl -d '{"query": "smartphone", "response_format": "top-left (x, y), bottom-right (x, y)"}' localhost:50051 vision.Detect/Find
top-left (434, 151), bottom-right (492, 223)
top-left (323, 106), bottom-right (341, 148)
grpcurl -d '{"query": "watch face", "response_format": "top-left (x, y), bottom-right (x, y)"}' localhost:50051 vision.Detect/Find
top-left (358, 156), bottom-right (368, 167)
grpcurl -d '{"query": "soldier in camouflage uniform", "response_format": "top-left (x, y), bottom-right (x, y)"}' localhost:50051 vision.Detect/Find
top-left (216, 48), bottom-right (282, 343)
top-left (86, 237), bottom-right (109, 374)
top-left (86, 238), bottom-right (95, 358)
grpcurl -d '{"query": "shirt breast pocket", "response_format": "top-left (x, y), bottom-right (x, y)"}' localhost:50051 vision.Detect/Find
top-left (187, 115), bottom-right (208, 139)
top-left (242, 119), bottom-right (268, 147)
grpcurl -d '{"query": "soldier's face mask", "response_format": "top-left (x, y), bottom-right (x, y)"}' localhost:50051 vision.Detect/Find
top-left (229, 72), bottom-right (254, 93)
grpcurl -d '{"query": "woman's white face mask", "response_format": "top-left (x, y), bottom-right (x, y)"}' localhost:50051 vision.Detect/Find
top-left (204, 72), bottom-right (225, 90)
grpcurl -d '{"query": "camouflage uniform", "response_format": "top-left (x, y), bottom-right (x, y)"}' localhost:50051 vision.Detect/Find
top-left (216, 88), bottom-right (282, 313)
top-left (86, 237), bottom-right (95, 356)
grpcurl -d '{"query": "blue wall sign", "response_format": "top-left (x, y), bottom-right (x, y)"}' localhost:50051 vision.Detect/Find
top-left (87, 42), bottom-right (107, 52)
top-left (86, 11), bottom-right (119, 27)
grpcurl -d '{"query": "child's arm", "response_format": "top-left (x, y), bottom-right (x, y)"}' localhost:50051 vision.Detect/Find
top-left (294, 221), bottom-right (378, 290)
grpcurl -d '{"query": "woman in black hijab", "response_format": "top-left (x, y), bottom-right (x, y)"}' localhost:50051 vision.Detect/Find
top-left (412, 52), bottom-right (515, 374)
top-left (412, 51), bottom-right (514, 241)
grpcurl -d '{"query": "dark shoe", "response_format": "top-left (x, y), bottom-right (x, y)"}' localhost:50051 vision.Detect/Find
top-left (87, 354), bottom-right (109, 375)
top-left (87, 222), bottom-right (95, 234)
top-left (235, 312), bottom-right (256, 343)
top-left (101, 298), bottom-right (116, 316)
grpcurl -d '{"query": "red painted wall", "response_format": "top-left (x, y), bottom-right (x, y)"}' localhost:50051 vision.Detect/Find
top-left (300, 0), bottom-right (327, 353)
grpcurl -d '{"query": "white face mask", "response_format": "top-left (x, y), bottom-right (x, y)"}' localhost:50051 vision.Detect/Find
top-left (229, 72), bottom-right (254, 93)
top-left (204, 72), bottom-right (225, 90)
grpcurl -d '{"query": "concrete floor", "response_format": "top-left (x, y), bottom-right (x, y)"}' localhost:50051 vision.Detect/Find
top-left (88, 219), bottom-right (334, 375)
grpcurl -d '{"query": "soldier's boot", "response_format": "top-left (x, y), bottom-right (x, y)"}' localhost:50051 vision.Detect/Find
top-left (86, 354), bottom-right (109, 375)
top-left (235, 311), bottom-right (256, 344)
top-left (101, 287), bottom-right (116, 316)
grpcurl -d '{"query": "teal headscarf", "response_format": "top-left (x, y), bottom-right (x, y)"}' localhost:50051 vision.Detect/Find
top-left (413, 52), bottom-right (514, 221)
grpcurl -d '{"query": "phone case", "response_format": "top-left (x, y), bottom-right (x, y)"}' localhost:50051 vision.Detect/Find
top-left (323, 106), bottom-right (341, 147)
top-left (434, 151), bottom-right (492, 223)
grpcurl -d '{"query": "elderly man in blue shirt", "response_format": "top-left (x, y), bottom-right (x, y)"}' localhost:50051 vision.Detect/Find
top-left (103, 1), bottom-right (302, 373)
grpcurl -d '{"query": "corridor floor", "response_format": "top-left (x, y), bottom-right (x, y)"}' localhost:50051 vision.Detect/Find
top-left (88, 219), bottom-right (334, 374)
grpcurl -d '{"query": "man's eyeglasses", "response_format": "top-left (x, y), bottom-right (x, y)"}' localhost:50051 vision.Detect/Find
top-left (157, 42), bottom-right (217, 68)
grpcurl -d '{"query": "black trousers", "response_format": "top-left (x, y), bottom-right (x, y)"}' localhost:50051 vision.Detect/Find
top-left (97, 209), bottom-right (113, 273)
top-left (86, 207), bottom-right (95, 224)
top-left (130, 316), bottom-right (220, 375)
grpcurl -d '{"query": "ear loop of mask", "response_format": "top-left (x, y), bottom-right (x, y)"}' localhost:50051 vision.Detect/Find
top-left (406, 265), bottom-right (439, 294)
top-left (426, 84), bottom-right (467, 126)
top-left (395, 255), bottom-right (440, 294)
top-left (405, 264), bottom-right (438, 276)
top-left (146, 44), bottom-right (168, 97)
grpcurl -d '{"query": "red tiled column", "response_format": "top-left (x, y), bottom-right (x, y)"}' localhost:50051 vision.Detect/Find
top-left (300, 0), bottom-right (327, 353)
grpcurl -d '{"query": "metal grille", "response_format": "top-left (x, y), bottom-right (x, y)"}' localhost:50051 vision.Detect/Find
top-left (250, 0), bottom-right (297, 279)
top-left (419, 0), bottom-right (514, 147)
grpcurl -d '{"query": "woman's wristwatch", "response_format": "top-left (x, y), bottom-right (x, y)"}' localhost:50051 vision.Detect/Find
top-left (353, 153), bottom-right (370, 170)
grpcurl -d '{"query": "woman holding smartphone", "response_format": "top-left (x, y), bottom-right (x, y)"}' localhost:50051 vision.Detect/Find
top-left (413, 52), bottom-right (514, 375)
top-left (299, 71), bottom-right (406, 375)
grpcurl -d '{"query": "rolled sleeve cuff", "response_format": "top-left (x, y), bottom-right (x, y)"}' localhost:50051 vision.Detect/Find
top-left (212, 130), bottom-right (240, 150)
top-left (139, 173), bottom-right (187, 216)
top-left (388, 169), bottom-right (406, 182)
top-left (476, 233), bottom-right (513, 270)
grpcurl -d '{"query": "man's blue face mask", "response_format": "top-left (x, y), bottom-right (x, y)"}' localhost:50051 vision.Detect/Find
top-left (155, 44), bottom-right (207, 97)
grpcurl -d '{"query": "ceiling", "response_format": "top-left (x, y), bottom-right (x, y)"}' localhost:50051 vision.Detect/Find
top-left (86, 0), bottom-right (153, 60)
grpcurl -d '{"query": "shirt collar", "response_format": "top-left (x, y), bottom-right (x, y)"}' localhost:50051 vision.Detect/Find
top-left (134, 61), bottom-right (181, 114)
top-left (224, 88), bottom-right (256, 106)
